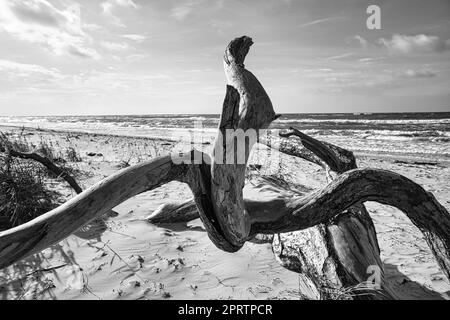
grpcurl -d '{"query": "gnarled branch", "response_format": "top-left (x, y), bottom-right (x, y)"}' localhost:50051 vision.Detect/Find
top-left (1, 36), bottom-right (449, 291)
top-left (279, 127), bottom-right (356, 173)
top-left (0, 154), bottom-right (189, 269)
top-left (249, 168), bottom-right (450, 280)
top-left (210, 36), bottom-right (278, 247)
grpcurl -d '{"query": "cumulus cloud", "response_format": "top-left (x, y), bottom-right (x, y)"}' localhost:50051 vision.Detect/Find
top-left (101, 0), bottom-right (138, 27)
top-left (378, 34), bottom-right (449, 54)
top-left (0, 0), bottom-right (100, 59)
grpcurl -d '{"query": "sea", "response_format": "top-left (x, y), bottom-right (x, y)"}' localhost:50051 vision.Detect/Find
top-left (0, 112), bottom-right (449, 162)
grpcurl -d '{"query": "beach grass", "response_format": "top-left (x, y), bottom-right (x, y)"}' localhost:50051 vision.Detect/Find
top-left (0, 132), bottom-right (83, 230)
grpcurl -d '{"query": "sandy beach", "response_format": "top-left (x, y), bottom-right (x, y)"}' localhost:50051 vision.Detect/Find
top-left (0, 125), bottom-right (448, 300)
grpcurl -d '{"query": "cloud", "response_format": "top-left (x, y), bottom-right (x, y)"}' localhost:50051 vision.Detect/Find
top-left (297, 16), bottom-right (345, 28)
top-left (402, 69), bottom-right (436, 78)
top-left (83, 23), bottom-right (103, 32)
top-left (101, 0), bottom-right (138, 27)
top-left (357, 57), bottom-right (386, 63)
top-left (68, 46), bottom-right (100, 58)
top-left (210, 20), bottom-right (232, 34)
top-left (171, 6), bottom-right (193, 21)
top-left (378, 34), bottom-right (450, 54)
top-left (122, 34), bottom-right (146, 42)
top-left (170, 0), bottom-right (202, 21)
top-left (114, 0), bottom-right (138, 8)
top-left (100, 40), bottom-right (131, 51)
top-left (0, 0), bottom-right (100, 59)
top-left (326, 52), bottom-right (355, 60)
top-left (0, 59), bottom-right (64, 92)
top-left (0, 59), bottom-right (61, 77)
top-left (348, 35), bottom-right (368, 49)
top-left (101, 0), bottom-right (138, 12)
top-left (0, 58), bottom-right (173, 97)
top-left (67, 69), bottom-right (173, 94)
top-left (124, 53), bottom-right (150, 62)
top-left (11, 1), bottom-right (61, 27)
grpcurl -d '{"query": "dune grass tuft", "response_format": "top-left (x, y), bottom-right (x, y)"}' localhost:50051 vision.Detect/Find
top-left (0, 156), bottom-right (58, 230)
top-left (0, 131), bottom-right (83, 231)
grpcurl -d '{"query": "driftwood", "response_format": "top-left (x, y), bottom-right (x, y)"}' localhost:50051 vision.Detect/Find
top-left (0, 37), bottom-right (449, 300)
top-left (278, 127), bottom-right (356, 173)
top-left (270, 129), bottom-right (386, 299)
top-left (0, 136), bottom-right (83, 194)
top-left (147, 129), bottom-right (363, 224)
top-left (147, 129), bottom-right (387, 298)
top-left (146, 131), bottom-right (331, 225)
top-left (210, 36), bottom-right (278, 248)
top-left (0, 137), bottom-right (121, 242)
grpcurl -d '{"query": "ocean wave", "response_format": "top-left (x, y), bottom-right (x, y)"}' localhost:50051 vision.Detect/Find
top-left (1, 114), bottom-right (449, 161)
top-left (275, 118), bottom-right (450, 125)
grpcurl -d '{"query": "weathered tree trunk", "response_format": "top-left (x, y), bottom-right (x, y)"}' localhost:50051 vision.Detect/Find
top-left (271, 128), bottom-right (390, 299)
top-left (148, 129), bottom-right (391, 299)
top-left (210, 36), bottom-right (278, 248)
top-left (0, 36), bottom-right (449, 301)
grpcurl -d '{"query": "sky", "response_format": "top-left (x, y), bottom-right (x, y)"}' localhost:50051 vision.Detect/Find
top-left (0, 0), bottom-right (449, 116)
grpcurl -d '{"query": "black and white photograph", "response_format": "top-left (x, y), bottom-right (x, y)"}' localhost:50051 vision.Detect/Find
top-left (0, 0), bottom-right (449, 306)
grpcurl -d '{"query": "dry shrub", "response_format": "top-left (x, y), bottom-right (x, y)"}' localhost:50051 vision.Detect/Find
top-left (0, 157), bottom-right (58, 230)
top-left (66, 146), bottom-right (82, 162)
top-left (0, 131), bottom-right (82, 231)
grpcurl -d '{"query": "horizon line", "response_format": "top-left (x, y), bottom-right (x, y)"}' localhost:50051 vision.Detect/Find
top-left (1, 110), bottom-right (450, 117)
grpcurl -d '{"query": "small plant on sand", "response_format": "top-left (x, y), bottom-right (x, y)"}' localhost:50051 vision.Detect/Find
top-left (0, 157), bottom-right (58, 230)
top-left (36, 138), bottom-right (56, 160)
top-left (0, 132), bottom-right (84, 230)
top-left (3, 131), bottom-right (31, 153)
top-left (66, 146), bottom-right (82, 163)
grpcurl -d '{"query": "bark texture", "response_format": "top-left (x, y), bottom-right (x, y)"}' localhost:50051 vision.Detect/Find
top-left (211, 36), bottom-right (278, 247)
top-left (272, 128), bottom-right (387, 299)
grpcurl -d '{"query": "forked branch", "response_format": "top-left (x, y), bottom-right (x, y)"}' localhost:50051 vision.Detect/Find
top-left (0, 37), bottom-right (449, 285)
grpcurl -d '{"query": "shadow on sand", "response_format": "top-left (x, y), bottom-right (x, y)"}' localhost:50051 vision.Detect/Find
top-left (0, 211), bottom-right (117, 300)
top-left (384, 263), bottom-right (448, 300)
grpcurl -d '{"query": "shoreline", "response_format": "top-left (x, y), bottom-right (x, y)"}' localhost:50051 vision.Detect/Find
top-left (1, 124), bottom-right (449, 166)
top-left (0, 124), bottom-right (177, 144)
